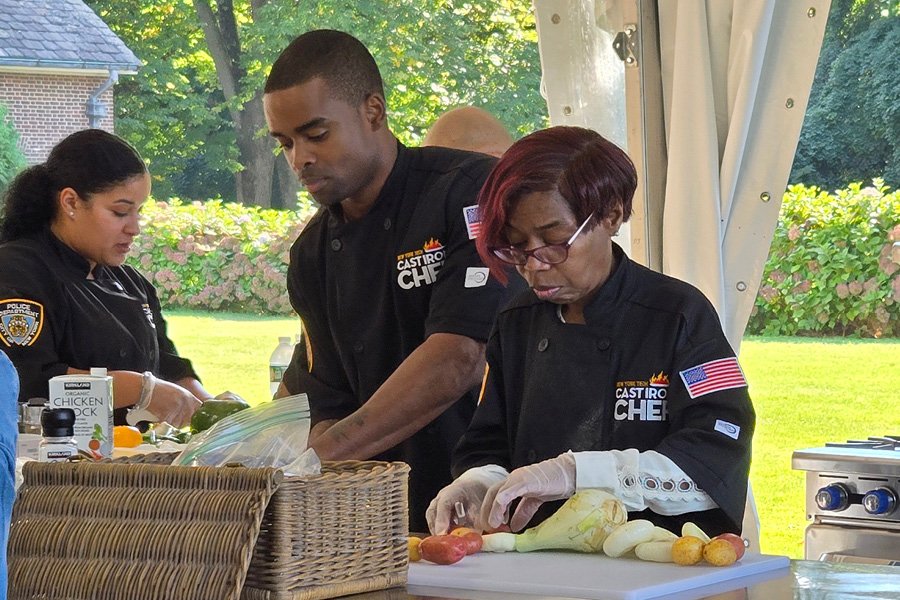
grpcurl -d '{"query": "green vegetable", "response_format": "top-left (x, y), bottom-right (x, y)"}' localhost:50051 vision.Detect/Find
top-left (142, 427), bottom-right (192, 445)
top-left (190, 399), bottom-right (249, 434)
top-left (491, 490), bottom-right (627, 553)
top-left (157, 431), bottom-right (192, 444)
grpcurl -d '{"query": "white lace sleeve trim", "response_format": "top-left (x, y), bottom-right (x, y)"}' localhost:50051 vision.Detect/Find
top-left (573, 449), bottom-right (717, 515)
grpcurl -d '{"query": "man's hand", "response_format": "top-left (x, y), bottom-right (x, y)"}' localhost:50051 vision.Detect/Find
top-left (274, 381), bottom-right (291, 399)
top-left (308, 419), bottom-right (338, 445)
top-left (310, 333), bottom-right (485, 461)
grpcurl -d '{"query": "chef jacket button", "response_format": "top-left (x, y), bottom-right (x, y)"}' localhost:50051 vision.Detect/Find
top-left (119, 349), bottom-right (127, 358)
top-left (537, 338), bottom-right (549, 352)
top-left (596, 338), bottom-right (611, 351)
top-left (383, 218), bottom-right (392, 230)
top-left (527, 449), bottom-right (537, 462)
top-left (331, 238), bottom-right (342, 251)
top-left (354, 342), bottom-right (365, 354)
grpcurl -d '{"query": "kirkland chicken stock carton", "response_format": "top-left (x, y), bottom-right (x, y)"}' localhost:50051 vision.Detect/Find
top-left (48, 367), bottom-right (114, 459)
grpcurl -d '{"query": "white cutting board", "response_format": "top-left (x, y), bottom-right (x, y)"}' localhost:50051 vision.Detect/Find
top-left (407, 551), bottom-right (790, 600)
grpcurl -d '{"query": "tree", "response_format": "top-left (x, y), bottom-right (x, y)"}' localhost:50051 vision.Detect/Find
top-left (87, 0), bottom-right (242, 202)
top-left (0, 104), bottom-right (26, 195)
top-left (191, 0), bottom-right (300, 208)
top-left (87, 0), bottom-right (545, 206)
top-left (790, 1), bottom-right (900, 190)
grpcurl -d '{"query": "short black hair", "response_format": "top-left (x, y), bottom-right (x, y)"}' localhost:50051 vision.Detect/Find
top-left (264, 29), bottom-right (385, 106)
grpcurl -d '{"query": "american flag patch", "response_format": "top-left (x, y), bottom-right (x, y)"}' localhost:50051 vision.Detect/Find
top-left (679, 357), bottom-right (747, 399)
top-left (463, 205), bottom-right (481, 239)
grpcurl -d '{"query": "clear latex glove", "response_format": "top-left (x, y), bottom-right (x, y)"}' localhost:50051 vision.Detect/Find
top-left (425, 464), bottom-right (509, 535)
top-left (147, 379), bottom-right (202, 428)
top-left (214, 391), bottom-right (246, 404)
top-left (482, 451), bottom-right (576, 532)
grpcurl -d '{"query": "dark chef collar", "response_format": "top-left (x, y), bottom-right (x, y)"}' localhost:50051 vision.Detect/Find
top-left (580, 241), bottom-right (632, 323)
top-left (41, 227), bottom-right (107, 280)
top-left (326, 140), bottom-right (411, 227)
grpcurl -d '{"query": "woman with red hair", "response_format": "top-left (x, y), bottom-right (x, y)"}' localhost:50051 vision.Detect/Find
top-left (426, 126), bottom-right (754, 539)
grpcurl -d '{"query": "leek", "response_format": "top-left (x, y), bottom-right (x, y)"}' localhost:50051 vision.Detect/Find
top-left (510, 489), bottom-right (627, 553)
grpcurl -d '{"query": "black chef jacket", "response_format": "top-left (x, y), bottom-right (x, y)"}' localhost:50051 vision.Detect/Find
top-left (282, 143), bottom-right (510, 532)
top-left (453, 243), bottom-right (755, 536)
top-left (0, 228), bottom-right (198, 418)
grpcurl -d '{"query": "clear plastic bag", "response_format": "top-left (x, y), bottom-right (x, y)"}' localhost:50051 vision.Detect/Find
top-left (171, 394), bottom-right (320, 476)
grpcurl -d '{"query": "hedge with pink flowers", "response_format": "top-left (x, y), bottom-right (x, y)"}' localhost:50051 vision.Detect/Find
top-left (746, 182), bottom-right (900, 337)
top-left (128, 199), bottom-right (309, 314)
top-left (129, 186), bottom-right (900, 333)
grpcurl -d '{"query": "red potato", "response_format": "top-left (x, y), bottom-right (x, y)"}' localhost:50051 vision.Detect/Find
top-left (450, 527), bottom-right (484, 555)
top-left (419, 535), bottom-right (468, 565)
top-left (712, 533), bottom-right (746, 560)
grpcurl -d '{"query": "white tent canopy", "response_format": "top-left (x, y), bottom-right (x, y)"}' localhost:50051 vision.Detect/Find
top-left (533, 0), bottom-right (830, 548)
top-left (533, 0), bottom-right (829, 351)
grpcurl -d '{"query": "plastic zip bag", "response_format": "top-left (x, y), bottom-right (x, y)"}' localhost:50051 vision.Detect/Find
top-left (171, 394), bottom-right (320, 476)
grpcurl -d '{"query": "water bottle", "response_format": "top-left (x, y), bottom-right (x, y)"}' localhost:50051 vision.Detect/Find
top-left (269, 336), bottom-right (294, 397)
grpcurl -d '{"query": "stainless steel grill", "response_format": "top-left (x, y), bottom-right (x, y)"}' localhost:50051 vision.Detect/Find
top-left (792, 436), bottom-right (900, 565)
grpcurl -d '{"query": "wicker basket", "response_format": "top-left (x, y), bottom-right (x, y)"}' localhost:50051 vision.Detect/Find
top-left (8, 454), bottom-right (410, 600)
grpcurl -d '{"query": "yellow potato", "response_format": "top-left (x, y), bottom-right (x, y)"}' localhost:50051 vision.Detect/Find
top-left (681, 522), bottom-right (711, 543)
top-left (671, 535), bottom-right (705, 566)
top-left (408, 536), bottom-right (422, 562)
top-left (703, 538), bottom-right (738, 567)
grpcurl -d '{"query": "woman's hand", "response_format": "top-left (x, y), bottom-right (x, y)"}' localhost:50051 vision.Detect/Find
top-left (481, 452), bottom-right (577, 532)
top-left (147, 379), bottom-right (202, 427)
top-left (425, 465), bottom-right (509, 535)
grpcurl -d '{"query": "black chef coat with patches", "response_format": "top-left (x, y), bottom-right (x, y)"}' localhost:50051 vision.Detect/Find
top-left (282, 143), bottom-right (511, 532)
top-left (453, 243), bottom-right (755, 535)
top-left (0, 228), bottom-right (198, 418)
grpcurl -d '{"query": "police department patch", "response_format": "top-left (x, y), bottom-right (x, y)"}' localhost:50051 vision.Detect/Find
top-left (0, 299), bottom-right (44, 346)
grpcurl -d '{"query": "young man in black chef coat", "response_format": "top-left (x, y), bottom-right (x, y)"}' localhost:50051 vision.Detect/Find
top-left (263, 30), bottom-right (512, 531)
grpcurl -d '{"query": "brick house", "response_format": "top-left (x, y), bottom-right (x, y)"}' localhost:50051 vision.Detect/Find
top-left (0, 0), bottom-right (140, 164)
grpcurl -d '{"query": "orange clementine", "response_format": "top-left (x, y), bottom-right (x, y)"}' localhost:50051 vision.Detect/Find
top-left (113, 425), bottom-right (143, 448)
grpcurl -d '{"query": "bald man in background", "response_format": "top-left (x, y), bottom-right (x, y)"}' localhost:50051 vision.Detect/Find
top-left (423, 106), bottom-right (514, 158)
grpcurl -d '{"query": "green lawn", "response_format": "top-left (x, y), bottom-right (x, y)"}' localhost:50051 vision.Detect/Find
top-left (164, 311), bottom-right (900, 559)
top-left (165, 310), bottom-right (302, 405)
top-left (740, 336), bottom-right (900, 558)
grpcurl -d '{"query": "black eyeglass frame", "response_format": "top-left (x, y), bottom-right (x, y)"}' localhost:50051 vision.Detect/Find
top-left (490, 213), bottom-right (595, 266)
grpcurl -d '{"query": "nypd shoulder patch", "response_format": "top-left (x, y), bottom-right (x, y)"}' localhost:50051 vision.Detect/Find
top-left (0, 298), bottom-right (44, 347)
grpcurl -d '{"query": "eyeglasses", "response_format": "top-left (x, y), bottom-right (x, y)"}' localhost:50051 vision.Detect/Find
top-left (490, 214), bottom-right (594, 266)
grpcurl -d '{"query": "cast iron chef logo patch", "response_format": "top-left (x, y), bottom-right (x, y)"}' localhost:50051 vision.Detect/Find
top-left (396, 238), bottom-right (445, 289)
top-left (0, 298), bottom-right (44, 347)
top-left (614, 372), bottom-right (669, 421)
